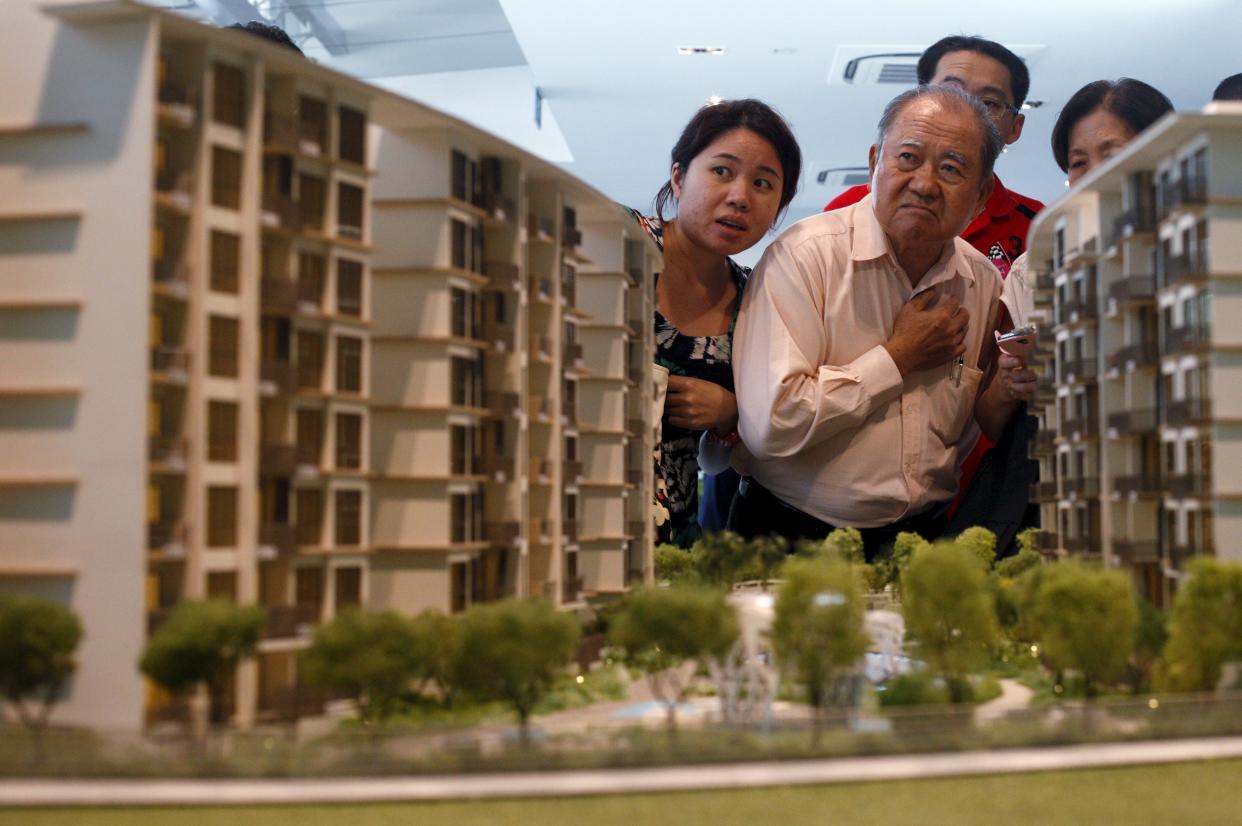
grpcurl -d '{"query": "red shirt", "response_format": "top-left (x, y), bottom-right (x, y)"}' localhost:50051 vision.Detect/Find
top-left (825, 177), bottom-right (1044, 514)
top-left (824, 176), bottom-right (1043, 278)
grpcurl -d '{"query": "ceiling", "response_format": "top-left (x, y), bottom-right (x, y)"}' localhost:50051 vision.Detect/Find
top-left (158, 0), bottom-right (1242, 265)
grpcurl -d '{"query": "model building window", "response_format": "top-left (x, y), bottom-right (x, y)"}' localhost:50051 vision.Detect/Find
top-left (334, 491), bottom-right (362, 546)
top-left (450, 493), bottom-right (469, 543)
top-left (335, 335), bottom-right (363, 393)
top-left (208, 315), bottom-right (239, 377)
top-left (295, 566), bottom-right (324, 612)
top-left (451, 219), bottom-right (468, 270)
top-left (211, 147), bottom-right (242, 210)
top-left (297, 331), bottom-right (325, 390)
top-left (207, 486), bottom-right (238, 547)
top-left (334, 566), bottom-right (361, 610)
top-left (207, 400), bottom-right (238, 462)
top-left (336, 258), bottom-right (363, 317)
top-left (450, 355), bottom-right (481, 408)
top-left (298, 96), bottom-right (327, 156)
top-left (334, 412), bottom-right (362, 469)
top-left (337, 183), bottom-right (364, 240)
top-left (450, 562), bottom-right (468, 613)
top-left (338, 106), bottom-right (366, 165)
top-left (296, 488), bottom-right (323, 546)
top-left (450, 287), bottom-right (478, 339)
top-left (296, 408), bottom-right (324, 466)
top-left (212, 62), bottom-right (246, 128)
top-left (450, 149), bottom-right (480, 204)
top-left (299, 252), bottom-right (326, 310)
top-left (299, 173), bottom-right (326, 232)
top-left (210, 231), bottom-right (240, 293)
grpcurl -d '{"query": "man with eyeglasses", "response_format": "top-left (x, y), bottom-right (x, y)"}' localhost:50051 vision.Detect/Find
top-left (826, 35), bottom-right (1042, 278)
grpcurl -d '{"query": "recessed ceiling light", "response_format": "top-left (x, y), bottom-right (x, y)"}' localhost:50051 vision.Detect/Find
top-left (705, 95), bottom-right (723, 106)
top-left (1022, 100), bottom-right (1044, 110)
top-left (678, 46), bottom-right (725, 56)
top-left (771, 47), bottom-right (797, 55)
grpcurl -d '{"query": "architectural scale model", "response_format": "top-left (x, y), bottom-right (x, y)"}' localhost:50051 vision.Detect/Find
top-left (0, 0), bottom-right (659, 729)
top-left (1026, 104), bottom-right (1242, 607)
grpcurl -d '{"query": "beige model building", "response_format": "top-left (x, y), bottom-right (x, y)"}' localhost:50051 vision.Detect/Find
top-left (1026, 105), bottom-right (1242, 607)
top-left (0, 0), bottom-right (657, 731)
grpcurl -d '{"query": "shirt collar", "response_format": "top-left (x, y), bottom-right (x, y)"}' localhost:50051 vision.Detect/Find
top-left (963, 174), bottom-right (1017, 237)
top-left (851, 196), bottom-right (975, 289)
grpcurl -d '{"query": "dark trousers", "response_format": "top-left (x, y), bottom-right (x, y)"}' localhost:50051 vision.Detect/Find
top-left (727, 477), bottom-right (949, 562)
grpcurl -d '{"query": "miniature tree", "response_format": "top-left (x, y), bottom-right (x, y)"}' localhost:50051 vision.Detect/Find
top-left (1129, 598), bottom-right (1168, 694)
top-left (820, 527), bottom-right (865, 564)
top-left (887, 531), bottom-right (931, 596)
top-left (451, 598), bottom-right (580, 744)
top-left (901, 541), bottom-right (998, 703)
top-left (770, 557), bottom-right (870, 742)
top-left (691, 530), bottom-right (757, 587)
top-left (654, 543), bottom-right (697, 584)
top-left (748, 534), bottom-right (790, 585)
top-left (409, 609), bottom-right (459, 703)
top-left (1029, 563), bottom-right (1137, 699)
top-left (300, 609), bottom-right (426, 723)
top-left (956, 526), bottom-right (998, 568)
top-left (609, 584), bottom-right (739, 731)
top-left (1159, 557), bottom-right (1242, 692)
top-left (995, 545), bottom-right (1041, 579)
top-left (0, 596), bottom-right (82, 761)
top-left (139, 600), bottom-right (264, 729)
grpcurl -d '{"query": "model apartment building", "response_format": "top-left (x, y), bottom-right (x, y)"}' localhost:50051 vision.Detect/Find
top-left (0, 0), bottom-right (658, 730)
top-left (1026, 105), bottom-right (1242, 607)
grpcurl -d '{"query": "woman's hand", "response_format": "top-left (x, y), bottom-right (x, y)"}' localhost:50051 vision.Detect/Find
top-left (665, 376), bottom-right (737, 433)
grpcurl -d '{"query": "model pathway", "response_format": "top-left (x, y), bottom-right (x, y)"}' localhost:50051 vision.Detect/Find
top-left (5, 736), bottom-right (1242, 807)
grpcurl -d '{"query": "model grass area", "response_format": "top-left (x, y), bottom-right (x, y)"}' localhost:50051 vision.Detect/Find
top-left (5, 759), bottom-right (1242, 826)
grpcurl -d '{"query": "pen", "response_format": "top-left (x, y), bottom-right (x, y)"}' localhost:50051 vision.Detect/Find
top-left (953, 355), bottom-right (964, 387)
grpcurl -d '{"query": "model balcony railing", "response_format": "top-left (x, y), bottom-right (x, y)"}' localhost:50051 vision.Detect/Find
top-left (260, 443), bottom-right (298, 476)
top-left (148, 435), bottom-right (187, 470)
top-left (1167, 472), bottom-right (1211, 499)
top-left (259, 521), bottom-right (297, 555)
top-left (480, 190), bottom-right (517, 222)
top-left (1063, 417), bottom-right (1098, 439)
top-left (1058, 295), bottom-right (1098, 326)
top-left (533, 459), bottom-right (553, 483)
top-left (563, 519), bottom-right (580, 542)
top-left (150, 346), bottom-right (189, 377)
top-left (261, 604), bottom-right (318, 640)
top-left (481, 317), bottom-right (516, 351)
top-left (562, 459), bottom-right (583, 484)
top-left (157, 78), bottom-right (192, 108)
top-left (527, 213), bottom-right (555, 240)
top-left (261, 193), bottom-right (298, 231)
top-left (147, 521), bottom-right (186, 552)
top-left (485, 390), bottom-right (520, 417)
top-left (152, 259), bottom-right (191, 298)
top-left (1112, 473), bottom-right (1162, 496)
top-left (1170, 176), bottom-right (1208, 211)
top-left (1060, 358), bottom-right (1098, 384)
top-left (530, 518), bottom-right (554, 545)
top-left (484, 261), bottom-right (520, 291)
top-left (1164, 252), bottom-right (1208, 287)
top-left (1110, 206), bottom-right (1156, 245)
top-left (1033, 530), bottom-right (1059, 551)
top-left (1107, 408), bottom-right (1158, 436)
top-left (484, 520), bottom-right (520, 545)
top-left (479, 453), bottom-right (515, 482)
top-left (260, 359), bottom-right (296, 396)
top-left (1062, 477), bottom-right (1101, 497)
top-left (263, 113), bottom-right (298, 153)
top-left (1030, 429), bottom-right (1056, 457)
top-left (1107, 342), bottom-right (1158, 372)
top-left (562, 227), bottom-right (584, 249)
top-left (562, 575), bottom-right (584, 603)
top-left (1107, 275), bottom-right (1156, 305)
top-left (1113, 539), bottom-right (1160, 564)
top-left (1165, 396), bottom-right (1212, 426)
top-left (1029, 481), bottom-right (1059, 501)
top-left (1062, 536), bottom-right (1101, 555)
top-left (296, 439), bottom-right (322, 469)
top-left (1033, 376), bottom-right (1055, 405)
top-left (261, 278), bottom-right (298, 315)
top-left (1165, 323), bottom-right (1211, 355)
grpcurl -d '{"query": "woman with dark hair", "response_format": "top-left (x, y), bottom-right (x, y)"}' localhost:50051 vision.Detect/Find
top-left (624, 98), bottom-right (801, 547)
top-left (1051, 78), bottom-right (1174, 185)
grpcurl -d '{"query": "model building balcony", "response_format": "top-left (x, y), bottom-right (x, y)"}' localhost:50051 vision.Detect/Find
top-left (1062, 536), bottom-right (1101, 556)
top-left (1165, 396), bottom-right (1212, 426)
top-left (1060, 358), bottom-right (1098, 385)
top-left (1165, 324), bottom-right (1210, 354)
top-left (1107, 275), bottom-right (1155, 305)
top-left (564, 342), bottom-right (584, 366)
top-left (1107, 408), bottom-right (1158, 436)
top-left (562, 575), bottom-right (584, 603)
top-left (261, 604), bottom-right (318, 640)
top-left (1057, 295), bottom-right (1098, 326)
top-left (1167, 472), bottom-right (1210, 499)
top-left (481, 191), bottom-right (516, 223)
top-left (531, 276), bottom-right (554, 302)
top-left (147, 521), bottom-right (186, 554)
top-left (1113, 539), bottom-right (1160, 564)
top-left (1164, 253), bottom-right (1208, 287)
top-left (1029, 480), bottom-right (1058, 502)
top-left (1030, 429), bottom-right (1056, 457)
top-left (484, 261), bottom-right (520, 291)
top-left (479, 452), bottom-right (515, 482)
top-left (152, 259), bottom-right (190, 299)
top-left (481, 316), bottom-right (516, 351)
top-left (259, 521), bottom-right (297, 555)
top-left (1063, 417), bottom-right (1098, 440)
top-left (532, 459), bottom-right (553, 484)
top-left (261, 278), bottom-right (298, 315)
top-left (530, 518), bottom-right (554, 545)
top-left (1112, 473), bottom-right (1162, 496)
top-left (485, 391), bottom-right (520, 417)
top-left (1110, 205), bottom-right (1156, 245)
top-left (529, 396), bottom-right (553, 424)
top-left (484, 520), bottom-right (520, 545)
top-left (260, 442), bottom-right (298, 476)
top-left (260, 359), bottom-right (296, 396)
top-left (563, 520), bottom-right (580, 542)
top-left (1032, 530), bottom-right (1059, 552)
top-left (1062, 477), bottom-right (1101, 497)
top-left (563, 460), bottom-right (582, 484)
top-left (527, 213), bottom-right (555, 242)
top-left (562, 226), bottom-right (583, 249)
top-left (148, 435), bottom-right (187, 471)
top-left (150, 346), bottom-right (189, 381)
top-left (1165, 176), bottom-right (1208, 213)
top-left (261, 193), bottom-right (298, 231)
top-left (1034, 376), bottom-right (1055, 404)
top-left (1107, 342), bottom-right (1158, 372)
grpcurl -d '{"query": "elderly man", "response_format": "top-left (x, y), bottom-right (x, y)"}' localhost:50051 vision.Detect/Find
top-left (729, 85), bottom-right (1034, 559)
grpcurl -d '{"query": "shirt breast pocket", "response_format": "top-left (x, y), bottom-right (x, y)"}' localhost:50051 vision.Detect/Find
top-left (929, 365), bottom-right (983, 445)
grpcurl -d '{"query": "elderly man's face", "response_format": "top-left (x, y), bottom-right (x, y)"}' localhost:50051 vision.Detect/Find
top-left (868, 97), bottom-right (992, 250)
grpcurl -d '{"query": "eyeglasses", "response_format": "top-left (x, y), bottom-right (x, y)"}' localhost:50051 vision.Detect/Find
top-left (979, 97), bottom-right (1020, 118)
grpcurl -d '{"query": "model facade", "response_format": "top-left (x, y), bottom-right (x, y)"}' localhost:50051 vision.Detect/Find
top-left (0, 0), bottom-right (657, 730)
top-left (1027, 105), bottom-right (1242, 607)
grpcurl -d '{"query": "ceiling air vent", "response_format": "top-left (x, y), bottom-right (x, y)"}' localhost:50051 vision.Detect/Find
top-left (842, 52), bottom-right (920, 85)
top-left (816, 167), bottom-right (870, 188)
